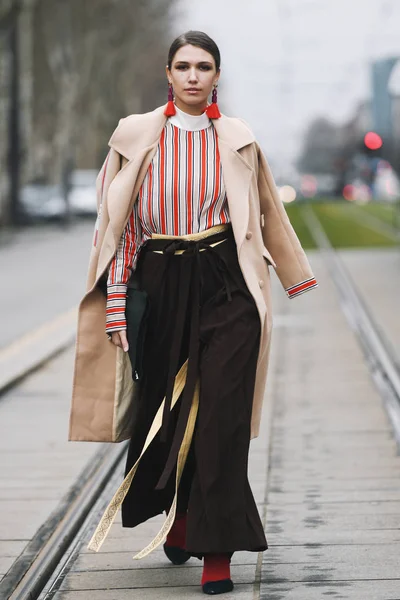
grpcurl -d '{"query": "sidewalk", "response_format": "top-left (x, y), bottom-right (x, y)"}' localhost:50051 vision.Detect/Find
top-left (51, 251), bottom-right (400, 599)
top-left (0, 348), bottom-right (101, 587)
top-left (0, 221), bottom-right (93, 350)
top-left (260, 252), bottom-right (400, 599)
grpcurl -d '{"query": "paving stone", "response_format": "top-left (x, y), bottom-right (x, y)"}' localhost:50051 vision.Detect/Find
top-left (266, 543), bottom-right (400, 567)
top-left (267, 500), bottom-right (400, 516)
top-left (267, 529), bottom-right (400, 546)
top-left (262, 558), bottom-right (400, 583)
top-left (75, 549), bottom-right (259, 572)
top-left (0, 541), bottom-right (27, 557)
top-left (60, 564), bottom-right (257, 590)
top-left (267, 490), bottom-right (400, 504)
top-left (259, 580), bottom-right (400, 600)
top-left (0, 556), bottom-right (17, 576)
top-left (0, 502), bottom-right (58, 539)
top-left (56, 584), bottom-right (254, 599)
top-left (268, 477), bottom-right (400, 492)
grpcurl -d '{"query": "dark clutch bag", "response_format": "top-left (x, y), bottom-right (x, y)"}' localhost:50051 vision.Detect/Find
top-left (125, 275), bottom-right (149, 382)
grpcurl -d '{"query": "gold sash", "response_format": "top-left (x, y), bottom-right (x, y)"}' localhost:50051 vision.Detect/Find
top-left (151, 222), bottom-right (230, 241)
top-left (87, 360), bottom-right (199, 559)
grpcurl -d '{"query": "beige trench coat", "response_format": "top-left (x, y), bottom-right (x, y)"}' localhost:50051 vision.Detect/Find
top-left (69, 104), bottom-right (317, 444)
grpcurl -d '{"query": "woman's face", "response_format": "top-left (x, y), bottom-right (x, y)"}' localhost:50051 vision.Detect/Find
top-left (166, 44), bottom-right (220, 115)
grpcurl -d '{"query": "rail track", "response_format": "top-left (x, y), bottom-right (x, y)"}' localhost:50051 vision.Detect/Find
top-left (302, 203), bottom-right (400, 446)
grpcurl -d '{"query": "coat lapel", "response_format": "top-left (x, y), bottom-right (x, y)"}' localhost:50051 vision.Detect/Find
top-left (95, 145), bottom-right (160, 281)
top-left (106, 144), bottom-right (158, 243)
top-left (213, 116), bottom-right (255, 254)
top-left (105, 106), bottom-right (168, 245)
top-left (216, 139), bottom-right (253, 253)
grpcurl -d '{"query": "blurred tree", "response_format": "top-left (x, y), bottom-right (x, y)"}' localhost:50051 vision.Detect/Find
top-left (0, 0), bottom-right (24, 228)
top-left (297, 117), bottom-right (341, 175)
top-left (1, 0), bottom-right (177, 227)
top-left (29, 0), bottom-right (176, 183)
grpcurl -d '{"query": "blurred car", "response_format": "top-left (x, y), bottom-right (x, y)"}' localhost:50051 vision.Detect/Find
top-left (342, 179), bottom-right (372, 202)
top-left (297, 173), bottom-right (337, 199)
top-left (68, 169), bottom-right (97, 215)
top-left (373, 160), bottom-right (400, 201)
top-left (21, 183), bottom-right (66, 220)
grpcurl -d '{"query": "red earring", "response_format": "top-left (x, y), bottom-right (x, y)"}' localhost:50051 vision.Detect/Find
top-left (205, 84), bottom-right (221, 119)
top-left (164, 82), bottom-right (176, 116)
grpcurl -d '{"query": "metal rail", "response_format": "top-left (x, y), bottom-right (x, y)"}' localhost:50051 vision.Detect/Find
top-left (5, 443), bottom-right (127, 600)
top-left (0, 315), bottom-right (128, 600)
top-left (302, 202), bottom-right (400, 446)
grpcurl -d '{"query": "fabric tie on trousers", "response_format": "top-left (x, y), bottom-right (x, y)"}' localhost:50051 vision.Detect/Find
top-left (154, 235), bottom-right (233, 491)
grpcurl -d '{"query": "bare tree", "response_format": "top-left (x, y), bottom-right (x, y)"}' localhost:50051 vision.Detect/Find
top-left (28, 0), bottom-right (177, 182)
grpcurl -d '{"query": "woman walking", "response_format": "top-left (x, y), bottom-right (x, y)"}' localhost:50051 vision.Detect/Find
top-left (70, 30), bottom-right (317, 595)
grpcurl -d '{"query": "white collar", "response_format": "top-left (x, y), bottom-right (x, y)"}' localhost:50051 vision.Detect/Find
top-left (168, 103), bottom-right (211, 131)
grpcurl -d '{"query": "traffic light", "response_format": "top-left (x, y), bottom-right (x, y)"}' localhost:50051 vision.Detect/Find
top-left (364, 132), bottom-right (383, 151)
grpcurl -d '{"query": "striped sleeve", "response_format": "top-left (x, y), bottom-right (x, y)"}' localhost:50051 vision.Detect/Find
top-left (106, 202), bottom-right (143, 333)
top-left (285, 277), bottom-right (318, 299)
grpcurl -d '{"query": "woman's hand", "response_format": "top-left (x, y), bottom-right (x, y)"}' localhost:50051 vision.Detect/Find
top-left (110, 330), bottom-right (129, 352)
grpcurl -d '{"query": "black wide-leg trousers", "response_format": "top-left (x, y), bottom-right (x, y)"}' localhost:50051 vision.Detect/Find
top-left (121, 225), bottom-right (268, 556)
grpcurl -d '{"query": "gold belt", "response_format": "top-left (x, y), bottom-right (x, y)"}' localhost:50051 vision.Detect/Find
top-left (151, 224), bottom-right (230, 254)
top-left (151, 223), bottom-right (230, 241)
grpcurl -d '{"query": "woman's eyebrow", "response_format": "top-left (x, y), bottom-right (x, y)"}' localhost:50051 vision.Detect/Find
top-left (174, 61), bottom-right (213, 66)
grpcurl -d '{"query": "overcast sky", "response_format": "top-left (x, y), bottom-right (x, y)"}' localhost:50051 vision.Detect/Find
top-left (173, 0), bottom-right (400, 174)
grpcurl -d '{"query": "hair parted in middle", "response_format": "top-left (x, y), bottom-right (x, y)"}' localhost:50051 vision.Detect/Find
top-left (167, 30), bottom-right (221, 72)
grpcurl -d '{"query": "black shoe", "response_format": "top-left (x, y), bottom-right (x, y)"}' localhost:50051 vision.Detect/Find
top-left (202, 579), bottom-right (234, 595)
top-left (163, 543), bottom-right (191, 565)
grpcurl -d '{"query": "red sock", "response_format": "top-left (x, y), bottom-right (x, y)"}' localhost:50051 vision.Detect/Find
top-left (201, 553), bottom-right (231, 585)
top-left (165, 512), bottom-right (187, 548)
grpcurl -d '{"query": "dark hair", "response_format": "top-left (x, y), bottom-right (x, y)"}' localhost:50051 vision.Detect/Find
top-left (167, 30), bottom-right (221, 71)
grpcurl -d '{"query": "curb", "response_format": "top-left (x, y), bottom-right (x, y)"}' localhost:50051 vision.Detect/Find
top-left (0, 307), bottom-right (78, 395)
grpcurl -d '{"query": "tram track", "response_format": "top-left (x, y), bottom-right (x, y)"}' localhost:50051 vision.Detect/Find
top-left (301, 202), bottom-right (400, 447)
top-left (0, 331), bottom-right (129, 600)
top-left (1, 437), bottom-right (127, 600)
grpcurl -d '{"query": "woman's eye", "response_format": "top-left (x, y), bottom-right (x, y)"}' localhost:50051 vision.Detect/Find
top-left (175, 65), bottom-right (212, 71)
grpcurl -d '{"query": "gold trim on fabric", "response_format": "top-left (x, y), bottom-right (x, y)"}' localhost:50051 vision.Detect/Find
top-left (87, 359), bottom-right (196, 555)
top-left (132, 379), bottom-right (199, 559)
top-left (151, 223), bottom-right (230, 241)
top-left (152, 238), bottom-right (227, 255)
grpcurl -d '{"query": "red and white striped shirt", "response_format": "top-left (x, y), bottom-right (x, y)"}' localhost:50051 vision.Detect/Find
top-left (106, 107), bottom-right (230, 333)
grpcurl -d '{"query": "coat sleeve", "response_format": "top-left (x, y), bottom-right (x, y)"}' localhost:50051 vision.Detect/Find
top-left (256, 144), bottom-right (318, 299)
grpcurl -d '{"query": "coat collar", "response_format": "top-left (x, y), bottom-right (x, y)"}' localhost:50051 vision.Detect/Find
top-left (108, 104), bottom-right (255, 159)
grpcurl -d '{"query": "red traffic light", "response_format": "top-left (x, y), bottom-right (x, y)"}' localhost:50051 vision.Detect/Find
top-left (364, 132), bottom-right (383, 150)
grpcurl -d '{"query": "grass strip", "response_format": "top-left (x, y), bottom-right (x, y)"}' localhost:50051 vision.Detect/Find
top-left (311, 203), bottom-right (397, 248)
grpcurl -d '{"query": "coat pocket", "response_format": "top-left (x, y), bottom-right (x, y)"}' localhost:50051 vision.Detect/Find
top-left (262, 246), bottom-right (277, 268)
